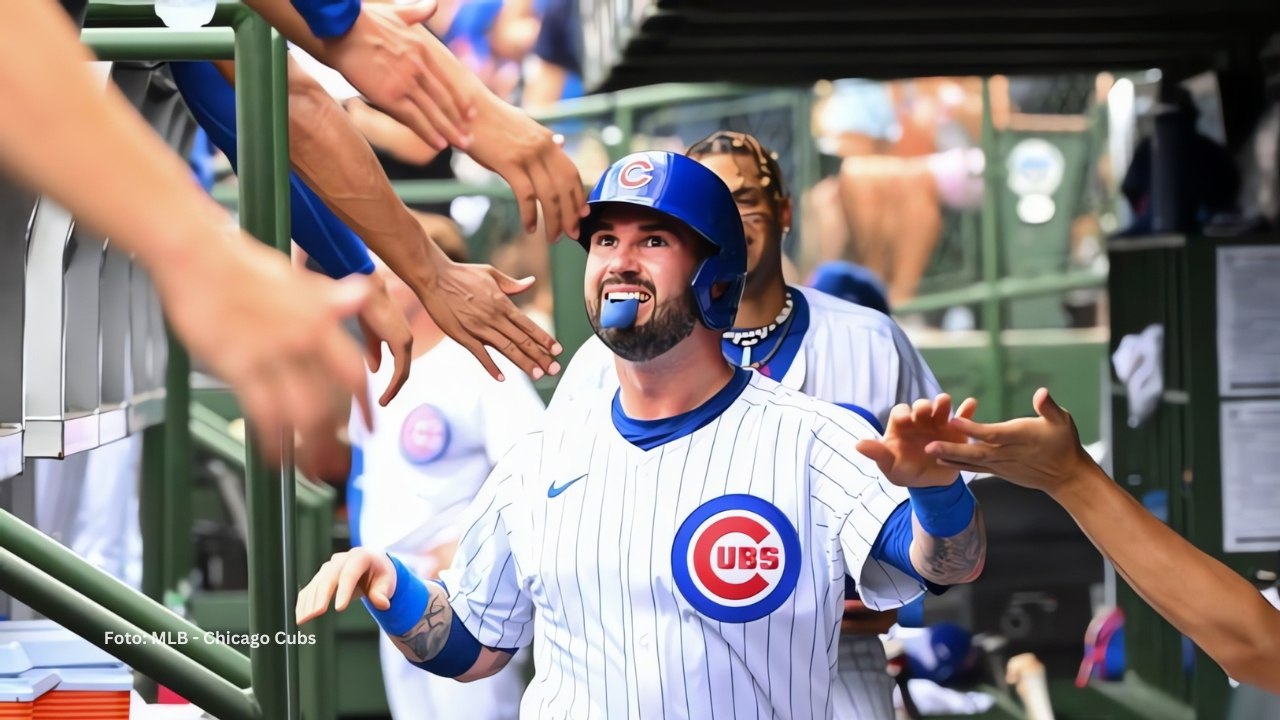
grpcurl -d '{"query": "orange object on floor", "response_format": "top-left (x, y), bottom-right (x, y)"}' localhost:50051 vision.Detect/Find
top-left (33, 667), bottom-right (131, 720)
top-left (33, 689), bottom-right (129, 720)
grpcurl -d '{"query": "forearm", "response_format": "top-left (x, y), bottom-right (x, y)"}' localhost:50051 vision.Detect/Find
top-left (366, 558), bottom-right (513, 682)
top-left (0, 2), bottom-right (228, 273)
top-left (345, 98), bottom-right (440, 166)
top-left (522, 61), bottom-right (569, 111)
top-left (277, 59), bottom-right (442, 290)
top-left (1055, 467), bottom-right (1280, 689)
top-left (909, 507), bottom-right (987, 585)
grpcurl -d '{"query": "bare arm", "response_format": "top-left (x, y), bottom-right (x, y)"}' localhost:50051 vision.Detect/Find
top-left (240, 0), bottom-right (472, 150)
top-left (521, 59), bottom-right (569, 112)
top-left (0, 1), bottom-right (227, 270)
top-left (250, 0), bottom-right (584, 243)
top-left (211, 58), bottom-right (562, 382)
top-left (345, 97), bottom-right (440, 166)
top-left (1054, 465), bottom-right (1280, 691)
top-left (0, 1), bottom-right (373, 463)
top-left (390, 580), bottom-right (514, 682)
top-left (930, 388), bottom-right (1280, 692)
top-left (856, 396), bottom-right (989, 587)
top-left (295, 549), bottom-right (512, 682)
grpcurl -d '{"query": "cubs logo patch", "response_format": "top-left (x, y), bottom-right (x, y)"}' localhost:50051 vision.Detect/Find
top-left (399, 404), bottom-right (451, 465)
top-left (672, 494), bottom-right (801, 623)
top-left (618, 157), bottom-right (655, 190)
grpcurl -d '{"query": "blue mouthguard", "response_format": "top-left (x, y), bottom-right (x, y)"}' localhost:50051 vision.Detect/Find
top-left (601, 297), bottom-right (640, 329)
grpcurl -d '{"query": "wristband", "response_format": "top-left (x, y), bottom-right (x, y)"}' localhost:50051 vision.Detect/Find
top-left (363, 554), bottom-right (429, 636)
top-left (908, 476), bottom-right (975, 538)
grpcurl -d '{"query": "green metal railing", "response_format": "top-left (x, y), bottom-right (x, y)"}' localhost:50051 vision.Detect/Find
top-left (0, 3), bottom-right (302, 719)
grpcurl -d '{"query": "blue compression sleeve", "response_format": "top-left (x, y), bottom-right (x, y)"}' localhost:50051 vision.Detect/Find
top-left (869, 502), bottom-right (951, 596)
top-left (870, 501), bottom-right (927, 585)
top-left (169, 61), bottom-right (375, 278)
top-left (362, 556), bottom-right (486, 678)
top-left (908, 476), bottom-right (976, 538)
top-left (291, 0), bottom-right (361, 38)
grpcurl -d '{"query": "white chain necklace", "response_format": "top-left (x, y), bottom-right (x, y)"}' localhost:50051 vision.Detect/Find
top-left (723, 290), bottom-right (794, 367)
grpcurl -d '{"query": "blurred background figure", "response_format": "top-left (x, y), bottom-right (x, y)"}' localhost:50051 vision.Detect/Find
top-left (299, 230), bottom-right (545, 720)
top-left (807, 260), bottom-right (892, 316)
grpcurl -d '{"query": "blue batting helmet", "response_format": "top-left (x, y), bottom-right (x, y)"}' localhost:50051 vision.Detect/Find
top-left (579, 151), bottom-right (747, 331)
top-left (808, 261), bottom-right (891, 315)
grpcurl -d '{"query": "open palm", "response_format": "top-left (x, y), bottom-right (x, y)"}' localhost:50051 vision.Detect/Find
top-left (856, 394), bottom-right (977, 488)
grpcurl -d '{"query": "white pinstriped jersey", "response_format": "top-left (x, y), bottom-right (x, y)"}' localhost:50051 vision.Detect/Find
top-left (440, 371), bottom-right (924, 719)
top-left (550, 286), bottom-right (945, 719)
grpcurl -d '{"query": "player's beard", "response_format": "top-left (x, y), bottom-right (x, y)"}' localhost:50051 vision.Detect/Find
top-left (587, 285), bottom-right (698, 362)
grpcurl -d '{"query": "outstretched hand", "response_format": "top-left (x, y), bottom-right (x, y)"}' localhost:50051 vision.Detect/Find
top-left (356, 272), bottom-right (414, 406)
top-left (416, 256), bottom-right (562, 381)
top-left (322, 1), bottom-right (475, 152)
top-left (464, 91), bottom-right (588, 244)
top-left (296, 548), bottom-right (397, 626)
top-left (855, 394), bottom-right (978, 488)
top-left (924, 388), bottom-right (1092, 498)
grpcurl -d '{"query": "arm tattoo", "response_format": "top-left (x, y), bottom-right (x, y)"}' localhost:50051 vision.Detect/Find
top-left (393, 583), bottom-right (453, 663)
top-left (912, 508), bottom-right (987, 585)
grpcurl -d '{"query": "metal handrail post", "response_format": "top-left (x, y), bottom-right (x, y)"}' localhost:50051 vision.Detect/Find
top-left (235, 12), bottom-right (301, 720)
top-left (0, 549), bottom-right (258, 720)
top-left (0, 510), bottom-right (253, 688)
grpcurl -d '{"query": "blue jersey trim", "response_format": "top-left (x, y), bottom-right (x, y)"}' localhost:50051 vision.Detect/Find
top-left (836, 403), bottom-right (884, 434)
top-left (611, 366), bottom-right (751, 450)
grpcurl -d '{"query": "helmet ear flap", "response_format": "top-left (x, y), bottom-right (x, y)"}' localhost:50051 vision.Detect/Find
top-left (690, 256), bottom-right (747, 331)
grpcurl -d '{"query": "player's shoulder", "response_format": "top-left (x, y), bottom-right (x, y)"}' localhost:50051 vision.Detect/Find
top-left (740, 372), bottom-right (880, 439)
top-left (797, 285), bottom-right (902, 337)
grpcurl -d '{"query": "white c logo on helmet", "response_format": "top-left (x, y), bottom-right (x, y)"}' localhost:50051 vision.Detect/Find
top-left (618, 158), bottom-right (655, 190)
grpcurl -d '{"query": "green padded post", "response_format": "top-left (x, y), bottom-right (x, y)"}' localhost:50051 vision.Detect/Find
top-left (235, 13), bottom-right (301, 720)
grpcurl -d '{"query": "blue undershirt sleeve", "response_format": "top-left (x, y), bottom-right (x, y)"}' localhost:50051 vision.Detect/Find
top-left (869, 501), bottom-right (950, 595)
top-left (169, 61), bottom-right (375, 278)
top-left (291, 0), bottom-right (361, 39)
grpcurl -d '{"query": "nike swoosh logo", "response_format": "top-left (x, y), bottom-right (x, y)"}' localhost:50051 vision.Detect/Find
top-left (547, 475), bottom-right (585, 499)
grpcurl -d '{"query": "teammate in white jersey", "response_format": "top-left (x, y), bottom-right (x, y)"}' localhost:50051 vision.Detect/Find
top-left (296, 151), bottom-right (986, 719)
top-left (337, 244), bottom-right (546, 720)
top-left (551, 132), bottom-right (946, 718)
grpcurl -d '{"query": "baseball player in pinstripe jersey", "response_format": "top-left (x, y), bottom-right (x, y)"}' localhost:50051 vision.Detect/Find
top-left (296, 151), bottom-right (986, 719)
top-left (552, 132), bottom-right (949, 718)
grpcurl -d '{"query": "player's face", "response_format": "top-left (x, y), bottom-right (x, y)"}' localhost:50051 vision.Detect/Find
top-left (697, 153), bottom-right (787, 289)
top-left (583, 206), bottom-right (702, 361)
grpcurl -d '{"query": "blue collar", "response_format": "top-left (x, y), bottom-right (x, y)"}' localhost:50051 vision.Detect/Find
top-left (611, 367), bottom-right (752, 451)
top-left (720, 287), bottom-right (810, 381)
